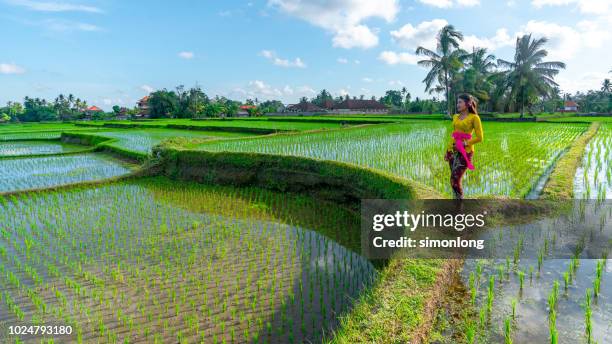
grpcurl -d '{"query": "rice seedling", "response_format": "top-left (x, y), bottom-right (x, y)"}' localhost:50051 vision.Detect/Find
top-left (198, 122), bottom-right (586, 197)
top-left (585, 288), bottom-right (593, 344)
top-left (504, 316), bottom-right (513, 344)
top-left (0, 141), bottom-right (85, 157)
top-left (0, 177), bottom-right (376, 343)
top-left (574, 123), bottom-right (612, 199)
top-left (0, 153), bottom-right (136, 193)
top-left (101, 129), bottom-right (251, 153)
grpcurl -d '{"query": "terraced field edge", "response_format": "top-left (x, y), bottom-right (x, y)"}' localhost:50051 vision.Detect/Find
top-left (540, 122), bottom-right (600, 199)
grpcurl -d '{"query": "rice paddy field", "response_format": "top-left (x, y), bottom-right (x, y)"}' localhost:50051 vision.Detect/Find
top-left (574, 123), bottom-right (612, 199)
top-left (0, 154), bottom-right (137, 193)
top-left (0, 116), bottom-right (610, 343)
top-left (91, 129), bottom-right (255, 154)
top-left (0, 141), bottom-right (86, 157)
top-left (197, 122), bottom-right (587, 198)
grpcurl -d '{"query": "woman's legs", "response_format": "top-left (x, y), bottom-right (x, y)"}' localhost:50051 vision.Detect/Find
top-left (449, 151), bottom-right (473, 199)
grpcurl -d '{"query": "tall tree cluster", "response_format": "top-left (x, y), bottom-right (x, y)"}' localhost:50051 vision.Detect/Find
top-left (415, 25), bottom-right (569, 117)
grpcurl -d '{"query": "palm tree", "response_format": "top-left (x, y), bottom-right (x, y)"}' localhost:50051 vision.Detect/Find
top-left (416, 25), bottom-right (466, 118)
top-left (497, 34), bottom-right (566, 117)
top-left (601, 79), bottom-right (611, 93)
top-left (458, 47), bottom-right (497, 107)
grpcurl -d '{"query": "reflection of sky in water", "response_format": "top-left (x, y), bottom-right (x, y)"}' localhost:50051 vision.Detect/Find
top-left (462, 202), bottom-right (612, 343)
top-left (0, 141), bottom-right (83, 157)
top-left (0, 183), bottom-right (376, 343)
top-left (0, 153), bottom-right (134, 193)
top-left (575, 125), bottom-right (612, 199)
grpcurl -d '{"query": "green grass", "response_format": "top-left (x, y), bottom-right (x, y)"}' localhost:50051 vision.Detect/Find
top-left (195, 121), bottom-right (587, 197)
top-left (0, 153), bottom-right (136, 193)
top-left (545, 116), bottom-right (612, 123)
top-left (0, 140), bottom-right (87, 157)
top-left (541, 122), bottom-right (600, 199)
top-left (88, 128), bottom-right (255, 154)
top-left (0, 177), bottom-right (375, 343)
top-left (83, 118), bottom-right (350, 131)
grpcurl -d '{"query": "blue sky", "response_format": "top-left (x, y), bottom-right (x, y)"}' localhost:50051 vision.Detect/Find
top-left (0, 0), bottom-right (610, 110)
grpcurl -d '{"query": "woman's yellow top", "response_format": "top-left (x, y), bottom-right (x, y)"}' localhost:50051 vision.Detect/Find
top-left (447, 113), bottom-right (484, 153)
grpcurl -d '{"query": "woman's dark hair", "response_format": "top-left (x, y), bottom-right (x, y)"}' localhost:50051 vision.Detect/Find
top-left (458, 94), bottom-right (478, 115)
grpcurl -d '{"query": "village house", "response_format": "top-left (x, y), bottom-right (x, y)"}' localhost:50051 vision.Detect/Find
top-left (285, 101), bottom-right (326, 113)
top-left (137, 96), bottom-right (151, 117)
top-left (285, 98), bottom-right (388, 115)
top-left (563, 100), bottom-right (579, 112)
top-left (330, 99), bottom-right (388, 113)
top-left (84, 105), bottom-right (103, 119)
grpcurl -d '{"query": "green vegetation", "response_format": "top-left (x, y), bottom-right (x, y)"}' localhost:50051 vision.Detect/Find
top-left (0, 153), bottom-right (136, 193)
top-left (0, 141), bottom-right (86, 157)
top-left (574, 123), bottom-right (612, 199)
top-left (0, 116), bottom-right (609, 344)
top-left (196, 121), bottom-right (587, 197)
top-left (0, 178), bottom-right (376, 343)
top-left (541, 122), bottom-right (600, 199)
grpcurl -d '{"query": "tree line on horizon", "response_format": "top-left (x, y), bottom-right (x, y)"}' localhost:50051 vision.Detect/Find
top-left (1, 24), bottom-right (611, 123)
top-left (413, 24), bottom-right (612, 117)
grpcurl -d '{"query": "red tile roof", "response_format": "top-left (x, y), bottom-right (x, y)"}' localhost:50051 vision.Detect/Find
top-left (87, 106), bottom-right (103, 112)
top-left (240, 105), bottom-right (257, 110)
top-left (564, 101), bottom-right (578, 107)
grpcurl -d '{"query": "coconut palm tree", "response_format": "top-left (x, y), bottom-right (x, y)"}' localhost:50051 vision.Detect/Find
top-left (601, 79), bottom-right (611, 93)
top-left (416, 25), bottom-right (466, 118)
top-left (497, 34), bottom-right (566, 117)
top-left (457, 47), bottom-right (497, 107)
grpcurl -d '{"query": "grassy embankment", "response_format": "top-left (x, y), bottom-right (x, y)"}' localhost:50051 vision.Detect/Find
top-left (540, 122), bottom-right (601, 199)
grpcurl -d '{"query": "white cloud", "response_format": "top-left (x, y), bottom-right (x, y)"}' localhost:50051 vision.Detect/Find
top-left (337, 57), bottom-right (349, 64)
top-left (388, 80), bottom-right (405, 86)
top-left (178, 51), bottom-right (194, 59)
top-left (417, 0), bottom-right (480, 8)
top-left (6, 0), bottom-right (103, 13)
top-left (296, 85), bottom-right (316, 94)
top-left (260, 50), bottom-right (306, 68)
top-left (461, 28), bottom-right (514, 51)
top-left (249, 80), bottom-right (283, 97)
top-left (268, 0), bottom-right (399, 49)
top-left (0, 63), bottom-right (26, 74)
top-left (557, 71), bottom-right (611, 93)
top-left (140, 85), bottom-right (154, 93)
top-left (362, 77), bottom-right (373, 82)
top-left (41, 19), bottom-right (101, 32)
top-left (233, 80), bottom-right (314, 101)
top-left (517, 20), bottom-right (610, 60)
top-left (332, 24), bottom-right (379, 49)
top-left (390, 19), bottom-right (448, 51)
top-left (283, 85), bottom-right (294, 95)
top-left (532, 0), bottom-right (611, 14)
top-left (378, 51), bottom-right (420, 65)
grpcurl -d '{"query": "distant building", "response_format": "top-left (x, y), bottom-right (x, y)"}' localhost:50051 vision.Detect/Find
top-left (116, 107), bottom-right (129, 120)
top-left (137, 96), bottom-right (151, 117)
top-left (237, 105), bottom-right (257, 116)
top-left (286, 101), bottom-right (325, 113)
top-left (85, 105), bottom-right (104, 119)
top-left (332, 99), bottom-right (388, 113)
top-left (564, 101), bottom-right (579, 112)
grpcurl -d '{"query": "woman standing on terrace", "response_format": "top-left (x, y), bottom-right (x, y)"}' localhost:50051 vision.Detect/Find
top-left (444, 93), bottom-right (484, 199)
